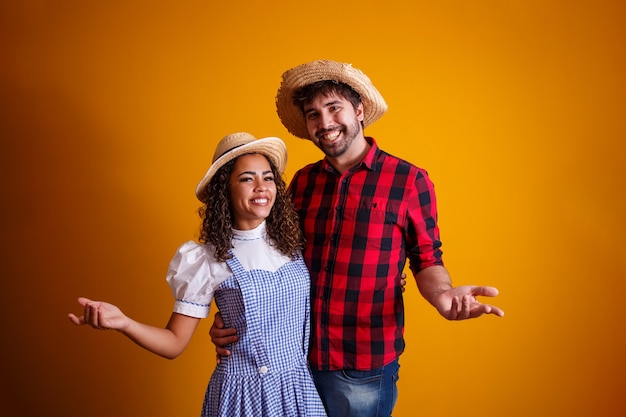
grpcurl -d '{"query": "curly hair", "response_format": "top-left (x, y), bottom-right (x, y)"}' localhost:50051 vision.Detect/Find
top-left (198, 153), bottom-right (304, 263)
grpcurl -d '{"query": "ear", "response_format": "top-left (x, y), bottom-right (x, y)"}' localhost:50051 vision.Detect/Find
top-left (356, 102), bottom-right (365, 122)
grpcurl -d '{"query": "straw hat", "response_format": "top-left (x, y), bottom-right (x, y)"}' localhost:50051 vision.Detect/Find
top-left (275, 60), bottom-right (388, 139)
top-left (195, 132), bottom-right (287, 203)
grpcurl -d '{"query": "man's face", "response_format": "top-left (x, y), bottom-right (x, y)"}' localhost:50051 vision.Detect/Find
top-left (302, 91), bottom-right (364, 158)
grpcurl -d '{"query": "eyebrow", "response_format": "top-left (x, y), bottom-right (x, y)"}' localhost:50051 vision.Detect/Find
top-left (237, 170), bottom-right (273, 177)
top-left (304, 99), bottom-right (343, 116)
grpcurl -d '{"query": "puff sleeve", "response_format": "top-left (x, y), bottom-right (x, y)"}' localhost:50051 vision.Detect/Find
top-left (166, 241), bottom-right (214, 318)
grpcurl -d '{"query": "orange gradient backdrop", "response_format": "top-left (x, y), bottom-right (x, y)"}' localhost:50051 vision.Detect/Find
top-left (1, 1), bottom-right (624, 416)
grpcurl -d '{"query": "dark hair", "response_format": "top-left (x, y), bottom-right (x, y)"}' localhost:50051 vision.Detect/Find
top-left (198, 153), bottom-right (304, 262)
top-left (292, 80), bottom-right (362, 115)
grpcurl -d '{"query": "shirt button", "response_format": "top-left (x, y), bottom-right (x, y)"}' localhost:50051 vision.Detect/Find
top-left (259, 366), bottom-right (269, 374)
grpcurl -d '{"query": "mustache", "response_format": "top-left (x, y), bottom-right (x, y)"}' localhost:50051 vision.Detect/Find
top-left (316, 126), bottom-right (342, 139)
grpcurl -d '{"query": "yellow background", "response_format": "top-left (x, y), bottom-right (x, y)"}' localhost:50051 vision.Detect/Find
top-left (1, 1), bottom-right (624, 416)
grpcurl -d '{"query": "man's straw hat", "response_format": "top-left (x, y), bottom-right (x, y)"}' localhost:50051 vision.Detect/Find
top-left (275, 60), bottom-right (388, 139)
top-left (195, 132), bottom-right (287, 203)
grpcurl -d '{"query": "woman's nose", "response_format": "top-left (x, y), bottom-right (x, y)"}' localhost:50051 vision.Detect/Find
top-left (254, 178), bottom-right (267, 191)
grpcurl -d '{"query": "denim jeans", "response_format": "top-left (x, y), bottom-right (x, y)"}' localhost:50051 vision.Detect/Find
top-left (311, 359), bottom-right (400, 417)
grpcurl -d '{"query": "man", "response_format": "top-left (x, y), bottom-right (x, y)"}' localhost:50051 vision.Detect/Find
top-left (211, 60), bottom-right (504, 417)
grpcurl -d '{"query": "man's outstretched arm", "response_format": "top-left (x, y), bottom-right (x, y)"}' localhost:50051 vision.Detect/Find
top-left (416, 265), bottom-right (504, 320)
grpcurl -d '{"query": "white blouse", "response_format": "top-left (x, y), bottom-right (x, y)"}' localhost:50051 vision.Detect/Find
top-left (166, 221), bottom-right (293, 318)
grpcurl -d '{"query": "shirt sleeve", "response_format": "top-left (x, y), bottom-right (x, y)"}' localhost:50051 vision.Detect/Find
top-left (407, 168), bottom-right (444, 275)
top-left (166, 241), bottom-right (214, 318)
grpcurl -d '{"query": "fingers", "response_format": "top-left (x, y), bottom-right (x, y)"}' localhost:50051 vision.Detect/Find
top-left (446, 287), bottom-right (505, 320)
top-left (216, 346), bottom-right (232, 357)
top-left (84, 301), bottom-right (96, 327)
top-left (449, 295), bottom-right (491, 320)
top-left (482, 304), bottom-right (505, 317)
top-left (462, 294), bottom-right (473, 319)
top-left (216, 333), bottom-right (238, 343)
top-left (400, 277), bottom-right (407, 293)
top-left (460, 300), bottom-right (505, 319)
top-left (468, 286), bottom-right (504, 317)
top-left (210, 332), bottom-right (238, 348)
top-left (453, 294), bottom-right (473, 320)
top-left (68, 297), bottom-right (94, 327)
top-left (209, 325), bottom-right (237, 340)
top-left (471, 286), bottom-right (499, 297)
top-left (77, 296), bottom-right (93, 305)
top-left (73, 298), bottom-right (108, 330)
top-left (67, 313), bottom-right (84, 326)
top-left (209, 313), bottom-right (226, 336)
top-left (215, 312), bottom-right (224, 328)
top-left (448, 295), bottom-right (461, 320)
top-left (209, 311), bottom-right (238, 358)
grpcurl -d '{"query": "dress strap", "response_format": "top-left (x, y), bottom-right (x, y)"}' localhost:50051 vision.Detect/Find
top-left (224, 251), bottom-right (271, 372)
top-left (224, 252), bottom-right (246, 276)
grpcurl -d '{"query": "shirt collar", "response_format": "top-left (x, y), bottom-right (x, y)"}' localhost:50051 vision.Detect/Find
top-left (232, 220), bottom-right (266, 241)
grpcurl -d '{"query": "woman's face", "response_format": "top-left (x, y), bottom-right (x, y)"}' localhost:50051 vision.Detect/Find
top-left (229, 153), bottom-right (277, 230)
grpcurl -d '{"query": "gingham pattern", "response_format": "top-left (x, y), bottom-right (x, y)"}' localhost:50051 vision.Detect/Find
top-left (202, 253), bottom-right (326, 416)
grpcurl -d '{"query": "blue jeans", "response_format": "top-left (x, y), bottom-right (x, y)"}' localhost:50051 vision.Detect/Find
top-left (311, 359), bottom-right (400, 417)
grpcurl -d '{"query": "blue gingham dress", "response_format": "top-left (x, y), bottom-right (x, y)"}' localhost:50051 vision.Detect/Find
top-left (201, 252), bottom-right (327, 417)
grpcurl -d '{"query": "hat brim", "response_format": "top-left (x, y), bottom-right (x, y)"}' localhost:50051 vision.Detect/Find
top-left (195, 137), bottom-right (287, 202)
top-left (276, 60), bottom-right (388, 139)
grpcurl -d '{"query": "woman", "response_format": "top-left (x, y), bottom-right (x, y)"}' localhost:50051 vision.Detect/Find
top-left (68, 132), bottom-right (327, 416)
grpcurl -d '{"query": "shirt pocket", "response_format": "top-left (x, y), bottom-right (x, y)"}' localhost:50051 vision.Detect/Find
top-left (355, 197), bottom-right (404, 226)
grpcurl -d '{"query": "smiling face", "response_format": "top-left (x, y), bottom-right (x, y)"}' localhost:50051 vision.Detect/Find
top-left (303, 91), bottom-right (366, 162)
top-left (228, 153), bottom-right (277, 230)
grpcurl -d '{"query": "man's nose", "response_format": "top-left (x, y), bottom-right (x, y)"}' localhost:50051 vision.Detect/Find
top-left (318, 111), bottom-right (334, 129)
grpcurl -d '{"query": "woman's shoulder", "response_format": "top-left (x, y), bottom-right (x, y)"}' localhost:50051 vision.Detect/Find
top-left (176, 240), bottom-right (210, 255)
top-left (168, 240), bottom-right (216, 270)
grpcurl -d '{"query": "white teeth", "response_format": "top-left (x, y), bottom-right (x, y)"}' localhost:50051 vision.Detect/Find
top-left (252, 198), bottom-right (268, 204)
top-left (322, 131), bottom-right (340, 141)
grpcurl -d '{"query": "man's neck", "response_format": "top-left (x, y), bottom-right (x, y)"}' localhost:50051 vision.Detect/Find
top-left (327, 135), bottom-right (371, 174)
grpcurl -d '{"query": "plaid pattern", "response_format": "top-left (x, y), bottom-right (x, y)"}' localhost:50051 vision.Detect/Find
top-left (290, 138), bottom-right (443, 371)
top-left (202, 253), bottom-right (326, 416)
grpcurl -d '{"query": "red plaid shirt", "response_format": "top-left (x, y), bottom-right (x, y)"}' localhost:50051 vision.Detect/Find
top-left (289, 138), bottom-right (443, 371)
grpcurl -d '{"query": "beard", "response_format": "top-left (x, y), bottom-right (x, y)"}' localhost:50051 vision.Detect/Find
top-left (314, 117), bottom-right (362, 158)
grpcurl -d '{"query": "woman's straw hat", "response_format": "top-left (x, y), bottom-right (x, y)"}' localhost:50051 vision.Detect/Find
top-left (195, 132), bottom-right (287, 203)
top-left (275, 60), bottom-right (388, 139)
